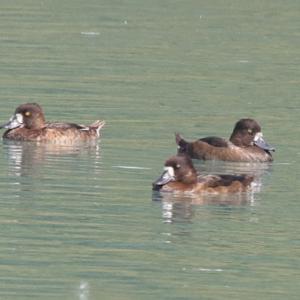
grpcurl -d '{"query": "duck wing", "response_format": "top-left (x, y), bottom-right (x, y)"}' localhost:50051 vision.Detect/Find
top-left (199, 136), bottom-right (229, 148)
top-left (200, 174), bottom-right (253, 187)
top-left (45, 122), bottom-right (85, 130)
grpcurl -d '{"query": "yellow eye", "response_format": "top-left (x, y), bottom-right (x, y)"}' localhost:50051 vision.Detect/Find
top-left (24, 111), bottom-right (31, 117)
top-left (248, 129), bottom-right (252, 134)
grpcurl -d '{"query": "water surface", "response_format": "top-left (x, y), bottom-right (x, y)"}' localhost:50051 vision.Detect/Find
top-left (0, 0), bottom-right (299, 299)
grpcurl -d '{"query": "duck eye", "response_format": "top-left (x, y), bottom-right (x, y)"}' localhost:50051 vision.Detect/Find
top-left (247, 128), bottom-right (253, 134)
top-left (24, 111), bottom-right (31, 117)
top-left (176, 164), bottom-right (181, 169)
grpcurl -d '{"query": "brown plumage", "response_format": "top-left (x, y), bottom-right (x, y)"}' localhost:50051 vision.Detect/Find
top-left (0, 103), bottom-right (105, 144)
top-left (176, 118), bottom-right (274, 162)
top-left (153, 155), bottom-right (254, 194)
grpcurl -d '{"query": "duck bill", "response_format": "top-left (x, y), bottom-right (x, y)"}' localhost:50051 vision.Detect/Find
top-left (0, 113), bottom-right (24, 129)
top-left (254, 132), bottom-right (275, 152)
top-left (152, 167), bottom-right (175, 190)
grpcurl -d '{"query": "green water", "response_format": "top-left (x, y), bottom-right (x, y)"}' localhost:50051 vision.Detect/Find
top-left (0, 0), bottom-right (299, 299)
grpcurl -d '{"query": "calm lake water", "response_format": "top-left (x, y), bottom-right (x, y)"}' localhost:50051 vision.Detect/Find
top-left (0, 0), bottom-right (299, 299)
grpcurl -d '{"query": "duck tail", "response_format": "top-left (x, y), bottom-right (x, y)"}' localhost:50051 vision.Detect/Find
top-left (175, 132), bottom-right (189, 154)
top-left (90, 120), bottom-right (106, 137)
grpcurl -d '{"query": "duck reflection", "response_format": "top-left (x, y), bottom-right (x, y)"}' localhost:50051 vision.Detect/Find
top-left (3, 139), bottom-right (102, 177)
top-left (153, 191), bottom-right (258, 224)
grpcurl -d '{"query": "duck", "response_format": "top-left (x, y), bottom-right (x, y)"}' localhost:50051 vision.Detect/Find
top-left (153, 155), bottom-right (254, 194)
top-left (175, 118), bottom-right (274, 162)
top-left (0, 103), bottom-right (105, 143)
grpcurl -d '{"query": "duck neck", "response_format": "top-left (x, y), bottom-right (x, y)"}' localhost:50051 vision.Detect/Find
top-left (180, 169), bottom-right (198, 184)
top-left (27, 115), bottom-right (46, 130)
top-left (230, 131), bottom-right (250, 147)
